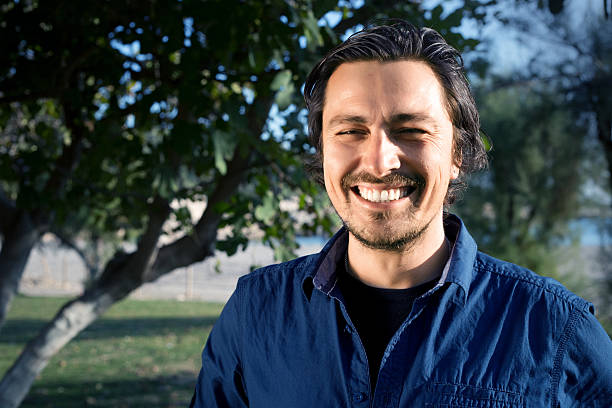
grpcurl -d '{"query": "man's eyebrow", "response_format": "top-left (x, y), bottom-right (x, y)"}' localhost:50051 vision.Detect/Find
top-left (389, 112), bottom-right (437, 124)
top-left (325, 112), bottom-right (443, 134)
top-left (390, 112), bottom-right (441, 133)
top-left (326, 115), bottom-right (369, 128)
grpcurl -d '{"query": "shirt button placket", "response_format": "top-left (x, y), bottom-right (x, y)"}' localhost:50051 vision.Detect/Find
top-left (346, 326), bottom-right (370, 407)
top-left (336, 300), bottom-right (370, 408)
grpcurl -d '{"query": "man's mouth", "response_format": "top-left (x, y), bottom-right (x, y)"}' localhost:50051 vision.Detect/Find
top-left (351, 185), bottom-right (416, 203)
top-left (342, 171), bottom-right (423, 204)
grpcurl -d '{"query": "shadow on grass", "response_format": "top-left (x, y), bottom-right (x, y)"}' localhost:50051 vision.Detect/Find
top-left (0, 316), bottom-right (219, 343)
top-left (21, 372), bottom-right (197, 408)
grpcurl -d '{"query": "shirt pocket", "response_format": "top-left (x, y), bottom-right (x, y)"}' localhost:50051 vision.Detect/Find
top-left (423, 382), bottom-right (524, 408)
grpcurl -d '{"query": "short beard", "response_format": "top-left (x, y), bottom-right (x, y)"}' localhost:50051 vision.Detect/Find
top-left (345, 217), bottom-right (431, 252)
top-left (333, 170), bottom-right (431, 252)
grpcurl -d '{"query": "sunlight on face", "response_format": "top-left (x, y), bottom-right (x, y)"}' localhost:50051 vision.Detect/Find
top-left (321, 60), bottom-right (459, 250)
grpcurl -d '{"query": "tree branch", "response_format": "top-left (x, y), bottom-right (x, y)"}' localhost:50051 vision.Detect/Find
top-left (95, 195), bottom-right (170, 295)
top-left (60, 47), bottom-right (99, 91)
top-left (0, 187), bottom-right (17, 234)
top-left (49, 228), bottom-right (99, 278)
top-left (147, 150), bottom-right (253, 280)
top-left (0, 91), bottom-right (61, 105)
top-left (145, 95), bottom-right (277, 280)
top-left (30, 101), bottom-right (88, 225)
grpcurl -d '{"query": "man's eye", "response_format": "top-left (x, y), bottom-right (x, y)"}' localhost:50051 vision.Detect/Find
top-left (338, 130), bottom-right (365, 135)
top-left (397, 128), bottom-right (425, 135)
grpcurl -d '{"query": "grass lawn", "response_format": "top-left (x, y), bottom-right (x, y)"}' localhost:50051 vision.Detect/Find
top-left (0, 295), bottom-right (224, 407)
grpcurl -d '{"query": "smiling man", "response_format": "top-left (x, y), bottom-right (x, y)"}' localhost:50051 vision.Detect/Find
top-left (322, 60), bottom-right (457, 289)
top-left (191, 21), bottom-right (612, 407)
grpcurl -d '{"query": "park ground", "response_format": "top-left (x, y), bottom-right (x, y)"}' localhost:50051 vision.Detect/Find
top-left (1, 238), bottom-right (325, 406)
top-left (1, 295), bottom-right (224, 407)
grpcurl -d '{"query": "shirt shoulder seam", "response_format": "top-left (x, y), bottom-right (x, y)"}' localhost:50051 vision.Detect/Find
top-left (475, 255), bottom-right (590, 312)
top-left (238, 254), bottom-right (316, 284)
top-left (549, 306), bottom-right (581, 406)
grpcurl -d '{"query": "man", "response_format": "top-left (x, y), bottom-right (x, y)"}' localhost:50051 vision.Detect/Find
top-left (191, 21), bottom-right (612, 407)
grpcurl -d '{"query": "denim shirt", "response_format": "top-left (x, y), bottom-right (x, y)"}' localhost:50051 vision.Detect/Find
top-left (192, 215), bottom-right (612, 407)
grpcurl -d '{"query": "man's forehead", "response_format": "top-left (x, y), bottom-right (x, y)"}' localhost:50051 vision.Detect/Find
top-left (321, 60), bottom-right (449, 127)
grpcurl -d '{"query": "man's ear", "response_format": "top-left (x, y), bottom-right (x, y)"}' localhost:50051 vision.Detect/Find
top-left (450, 136), bottom-right (461, 180)
top-left (450, 162), bottom-right (460, 180)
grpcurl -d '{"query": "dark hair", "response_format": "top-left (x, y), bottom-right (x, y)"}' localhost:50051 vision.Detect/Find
top-left (303, 20), bottom-right (488, 205)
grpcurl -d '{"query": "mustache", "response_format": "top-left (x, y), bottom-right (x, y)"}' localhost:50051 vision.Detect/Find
top-left (341, 171), bottom-right (425, 190)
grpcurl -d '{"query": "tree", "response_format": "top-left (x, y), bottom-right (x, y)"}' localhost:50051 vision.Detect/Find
top-left (489, 0), bottom-right (612, 199)
top-left (455, 84), bottom-right (587, 277)
top-left (475, 0), bottom-right (612, 332)
top-left (0, 1), bottom-right (486, 406)
top-left (524, 0), bottom-right (611, 18)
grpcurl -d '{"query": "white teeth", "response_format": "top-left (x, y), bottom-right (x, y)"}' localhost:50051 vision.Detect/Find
top-left (372, 190), bottom-right (380, 202)
top-left (357, 187), bottom-right (410, 203)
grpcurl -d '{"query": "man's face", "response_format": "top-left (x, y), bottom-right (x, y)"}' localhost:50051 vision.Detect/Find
top-left (321, 60), bottom-right (458, 250)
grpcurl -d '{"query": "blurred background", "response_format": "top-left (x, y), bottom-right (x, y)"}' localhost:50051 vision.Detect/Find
top-left (0, 0), bottom-right (610, 406)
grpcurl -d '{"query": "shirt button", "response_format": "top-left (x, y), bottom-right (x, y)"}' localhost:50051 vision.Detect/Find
top-left (352, 392), bottom-right (368, 402)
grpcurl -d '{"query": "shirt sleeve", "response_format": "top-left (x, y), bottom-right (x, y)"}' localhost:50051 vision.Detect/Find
top-left (191, 283), bottom-right (249, 408)
top-left (556, 307), bottom-right (612, 407)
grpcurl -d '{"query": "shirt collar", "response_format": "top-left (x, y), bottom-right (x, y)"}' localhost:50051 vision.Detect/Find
top-left (439, 213), bottom-right (478, 303)
top-left (302, 227), bottom-right (348, 300)
top-left (302, 213), bottom-right (478, 303)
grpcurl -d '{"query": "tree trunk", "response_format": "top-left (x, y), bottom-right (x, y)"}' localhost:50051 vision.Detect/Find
top-left (0, 198), bottom-right (170, 408)
top-left (596, 113), bottom-right (612, 200)
top-left (0, 212), bottom-right (40, 331)
top-left (0, 107), bottom-right (85, 332)
top-left (0, 269), bottom-right (162, 407)
top-left (0, 149), bottom-right (251, 407)
top-left (0, 289), bottom-right (118, 408)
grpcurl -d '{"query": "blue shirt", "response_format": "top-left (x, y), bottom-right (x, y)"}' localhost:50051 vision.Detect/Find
top-left (192, 215), bottom-right (612, 407)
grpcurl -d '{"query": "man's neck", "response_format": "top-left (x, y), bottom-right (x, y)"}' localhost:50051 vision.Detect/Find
top-left (346, 217), bottom-right (449, 289)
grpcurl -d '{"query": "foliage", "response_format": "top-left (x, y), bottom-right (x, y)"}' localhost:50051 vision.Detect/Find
top-left (455, 84), bottom-right (587, 277)
top-left (486, 0), bottom-right (612, 199)
top-left (0, 0), bottom-right (487, 263)
top-left (473, 0), bottom-right (612, 333)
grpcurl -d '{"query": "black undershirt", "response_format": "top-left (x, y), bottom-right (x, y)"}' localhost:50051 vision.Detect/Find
top-left (337, 255), bottom-right (439, 393)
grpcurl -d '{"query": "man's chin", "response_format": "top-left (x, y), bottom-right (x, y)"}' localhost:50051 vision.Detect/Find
top-left (346, 223), bottom-right (427, 252)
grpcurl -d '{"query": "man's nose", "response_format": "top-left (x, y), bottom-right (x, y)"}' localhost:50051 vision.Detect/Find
top-left (362, 131), bottom-right (401, 176)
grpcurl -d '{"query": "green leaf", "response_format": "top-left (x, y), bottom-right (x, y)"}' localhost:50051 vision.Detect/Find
top-left (212, 130), bottom-right (237, 175)
top-left (216, 233), bottom-right (249, 257)
top-left (248, 49), bottom-right (256, 69)
top-left (302, 10), bottom-right (323, 50)
top-left (254, 191), bottom-right (276, 224)
top-left (275, 82), bottom-right (295, 110)
top-left (444, 8), bottom-right (463, 27)
top-left (214, 259), bottom-right (222, 274)
top-left (169, 51), bottom-right (181, 65)
top-left (431, 5), bottom-right (444, 22)
top-left (271, 70), bottom-right (292, 91)
top-left (480, 129), bottom-right (492, 152)
top-left (274, 244), bottom-right (296, 262)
